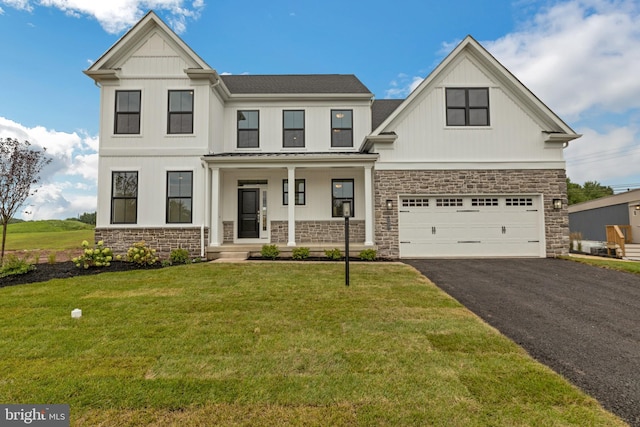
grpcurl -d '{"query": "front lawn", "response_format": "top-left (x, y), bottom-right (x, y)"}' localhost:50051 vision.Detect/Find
top-left (0, 263), bottom-right (624, 426)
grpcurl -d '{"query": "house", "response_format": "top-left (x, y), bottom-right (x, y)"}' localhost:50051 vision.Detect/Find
top-left (569, 189), bottom-right (640, 259)
top-left (84, 11), bottom-right (579, 260)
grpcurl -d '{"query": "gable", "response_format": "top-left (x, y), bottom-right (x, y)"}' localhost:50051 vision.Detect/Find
top-left (117, 28), bottom-right (200, 76)
top-left (85, 11), bottom-right (211, 82)
top-left (368, 36), bottom-right (578, 143)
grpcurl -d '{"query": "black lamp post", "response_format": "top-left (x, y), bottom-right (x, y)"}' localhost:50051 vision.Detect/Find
top-left (343, 200), bottom-right (351, 286)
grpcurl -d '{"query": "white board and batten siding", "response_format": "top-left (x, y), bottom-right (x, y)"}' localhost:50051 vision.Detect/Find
top-left (398, 195), bottom-right (545, 258)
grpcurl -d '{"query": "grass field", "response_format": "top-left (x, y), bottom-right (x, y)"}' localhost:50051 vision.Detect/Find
top-left (563, 255), bottom-right (640, 275)
top-left (0, 262), bottom-right (624, 426)
top-left (2, 220), bottom-right (94, 252)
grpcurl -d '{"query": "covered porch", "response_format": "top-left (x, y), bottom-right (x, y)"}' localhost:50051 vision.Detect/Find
top-left (200, 152), bottom-right (379, 257)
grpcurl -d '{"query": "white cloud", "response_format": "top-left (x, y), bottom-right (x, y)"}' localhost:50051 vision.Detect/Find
top-left (0, 0), bottom-right (32, 11)
top-left (485, 0), bottom-right (640, 121)
top-left (0, 0), bottom-right (205, 34)
top-left (565, 124), bottom-right (640, 183)
top-left (0, 116), bottom-right (98, 220)
top-left (384, 74), bottom-right (424, 99)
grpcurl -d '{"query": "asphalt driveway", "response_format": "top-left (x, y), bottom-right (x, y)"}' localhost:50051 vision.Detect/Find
top-left (404, 258), bottom-right (640, 427)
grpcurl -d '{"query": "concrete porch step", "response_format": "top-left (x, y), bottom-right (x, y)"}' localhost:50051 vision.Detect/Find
top-left (211, 251), bottom-right (250, 261)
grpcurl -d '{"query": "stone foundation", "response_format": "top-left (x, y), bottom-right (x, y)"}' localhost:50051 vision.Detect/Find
top-left (374, 169), bottom-right (569, 259)
top-left (94, 227), bottom-right (209, 259)
top-left (270, 220), bottom-right (365, 244)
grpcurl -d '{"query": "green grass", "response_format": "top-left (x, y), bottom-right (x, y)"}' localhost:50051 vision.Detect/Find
top-left (562, 255), bottom-right (640, 275)
top-left (0, 263), bottom-right (624, 426)
top-left (2, 220), bottom-right (94, 251)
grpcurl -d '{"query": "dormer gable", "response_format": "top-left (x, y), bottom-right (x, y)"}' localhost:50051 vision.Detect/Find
top-left (362, 35), bottom-right (580, 152)
top-left (84, 10), bottom-right (221, 87)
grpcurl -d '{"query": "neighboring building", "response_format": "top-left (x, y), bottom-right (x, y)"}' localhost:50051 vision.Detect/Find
top-left (569, 189), bottom-right (640, 243)
top-left (84, 11), bottom-right (579, 259)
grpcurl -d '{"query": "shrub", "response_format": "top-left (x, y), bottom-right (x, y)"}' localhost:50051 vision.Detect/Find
top-left (72, 240), bottom-right (113, 269)
top-left (0, 254), bottom-right (35, 278)
top-left (126, 241), bottom-right (159, 266)
top-left (261, 244), bottom-right (280, 260)
top-left (359, 249), bottom-right (377, 261)
top-left (170, 248), bottom-right (190, 265)
top-left (47, 252), bottom-right (57, 265)
top-left (324, 248), bottom-right (343, 260)
top-left (292, 247), bottom-right (310, 260)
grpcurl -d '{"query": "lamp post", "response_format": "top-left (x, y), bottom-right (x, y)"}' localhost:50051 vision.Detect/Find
top-left (343, 200), bottom-right (351, 287)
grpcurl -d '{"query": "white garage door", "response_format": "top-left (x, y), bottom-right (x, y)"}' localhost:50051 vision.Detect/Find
top-left (398, 195), bottom-right (544, 258)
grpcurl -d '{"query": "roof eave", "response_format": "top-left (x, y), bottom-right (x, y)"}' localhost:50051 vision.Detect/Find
top-left (359, 134), bottom-right (398, 153)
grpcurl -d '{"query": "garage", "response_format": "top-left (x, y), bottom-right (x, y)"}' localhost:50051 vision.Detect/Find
top-left (398, 195), bottom-right (544, 258)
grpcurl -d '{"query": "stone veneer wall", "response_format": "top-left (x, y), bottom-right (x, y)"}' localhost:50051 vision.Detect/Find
top-left (374, 169), bottom-right (569, 259)
top-left (222, 221), bottom-right (234, 243)
top-left (270, 220), bottom-right (365, 244)
top-left (94, 227), bottom-right (209, 259)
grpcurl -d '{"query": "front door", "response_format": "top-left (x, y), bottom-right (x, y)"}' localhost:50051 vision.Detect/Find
top-left (238, 189), bottom-right (260, 238)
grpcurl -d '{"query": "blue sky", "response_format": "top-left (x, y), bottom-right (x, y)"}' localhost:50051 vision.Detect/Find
top-left (1, 0), bottom-right (639, 220)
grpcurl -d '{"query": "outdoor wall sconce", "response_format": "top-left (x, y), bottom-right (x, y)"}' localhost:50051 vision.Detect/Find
top-left (635, 205), bottom-right (640, 211)
top-left (553, 199), bottom-right (562, 210)
top-left (386, 200), bottom-right (393, 210)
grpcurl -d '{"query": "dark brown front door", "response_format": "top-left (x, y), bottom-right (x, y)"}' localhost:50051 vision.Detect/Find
top-left (238, 189), bottom-right (260, 238)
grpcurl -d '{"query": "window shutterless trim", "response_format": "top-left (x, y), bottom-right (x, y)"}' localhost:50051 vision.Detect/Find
top-left (330, 109), bottom-right (353, 147)
top-left (167, 90), bottom-right (194, 134)
top-left (114, 90), bottom-right (141, 134)
top-left (111, 171), bottom-right (138, 224)
top-left (283, 110), bottom-right (305, 148)
top-left (445, 87), bottom-right (490, 126)
top-left (166, 171), bottom-right (193, 223)
top-left (283, 179), bottom-right (305, 205)
top-left (237, 110), bottom-right (260, 148)
top-left (331, 178), bottom-right (354, 217)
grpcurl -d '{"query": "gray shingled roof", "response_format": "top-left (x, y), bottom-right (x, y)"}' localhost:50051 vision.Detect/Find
top-left (371, 99), bottom-right (404, 130)
top-left (220, 74), bottom-right (372, 94)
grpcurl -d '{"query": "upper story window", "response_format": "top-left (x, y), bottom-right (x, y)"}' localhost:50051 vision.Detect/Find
top-left (283, 110), bottom-right (305, 147)
top-left (111, 171), bottom-right (138, 224)
top-left (237, 110), bottom-right (259, 148)
top-left (168, 90), bottom-right (194, 134)
top-left (331, 110), bottom-right (353, 147)
top-left (114, 91), bottom-right (141, 134)
top-left (166, 171), bottom-right (193, 223)
top-left (446, 88), bottom-right (489, 126)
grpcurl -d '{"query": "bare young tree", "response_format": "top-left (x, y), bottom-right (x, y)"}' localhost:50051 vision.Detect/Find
top-left (0, 138), bottom-right (52, 263)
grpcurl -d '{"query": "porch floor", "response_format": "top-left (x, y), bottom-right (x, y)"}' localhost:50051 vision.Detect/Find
top-left (207, 243), bottom-right (376, 260)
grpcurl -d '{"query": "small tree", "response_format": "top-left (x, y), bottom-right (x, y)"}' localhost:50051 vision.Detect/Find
top-left (0, 138), bottom-right (51, 263)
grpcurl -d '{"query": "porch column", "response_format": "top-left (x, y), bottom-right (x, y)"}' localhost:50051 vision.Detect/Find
top-left (210, 167), bottom-right (221, 246)
top-left (287, 166), bottom-right (296, 246)
top-left (364, 165), bottom-right (374, 246)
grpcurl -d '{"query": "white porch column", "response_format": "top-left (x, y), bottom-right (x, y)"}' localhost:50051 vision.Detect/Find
top-left (210, 167), bottom-right (221, 246)
top-left (364, 165), bottom-right (374, 246)
top-left (287, 166), bottom-right (296, 246)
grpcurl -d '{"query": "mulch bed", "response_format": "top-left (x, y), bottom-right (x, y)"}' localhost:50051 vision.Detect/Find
top-left (0, 261), bottom-right (163, 289)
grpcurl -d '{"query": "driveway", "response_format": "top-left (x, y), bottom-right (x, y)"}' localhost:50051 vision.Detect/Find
top-left (404, 258), bottom-right (640, 427)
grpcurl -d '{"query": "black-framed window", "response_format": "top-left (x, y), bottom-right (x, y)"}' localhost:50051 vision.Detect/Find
top-left (237, 110), bottom-right (259, 148)
top-left (283, 110), bottom-right (305, 147)
top-left (332, 179), bottom-right (354, 217)
top-left (168, 90), bottom-right (194, 134)
top-left (114, 90), bottom-right (141, 134)
top-left (331, 110), bottom-right (353, 147)
top-left (283, 179), bottom-right (305, 205)
top-left (111, 171), bottom-right (138, 224)
top-left (446, 88), bottom-right (490, 126)
top-left (167, 171), bottom-right (193, 223)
